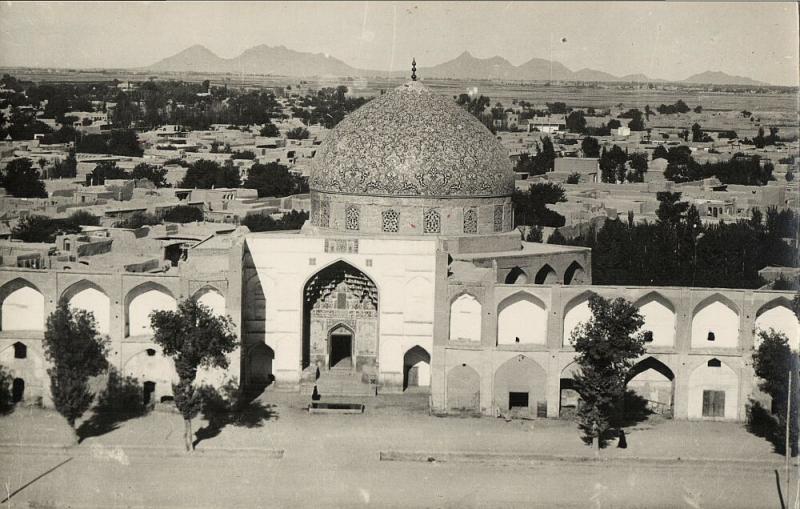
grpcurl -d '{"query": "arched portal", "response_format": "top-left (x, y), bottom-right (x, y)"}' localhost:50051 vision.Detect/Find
top-left (403, 345), bottom-right (430, 390)
top-left (493, 355), bottom-right (547, 417)
top-left (564, 261), bottom-right (587, 285)
top-left (449, 293), bottom-right (481, 342)
top-left (0, 279), bottom-right (44, 331)
top-left (125, 283), bottom-right (177, 337)
top-left (497, 292), bottom-right (547, 345)
top-left (559, 361), bottom-right (582, 418)
top-left (635, 293), bottom-right (676, 347)
top-left (626, 357), bottom-right (675, 417)
top-left (12, 378), bottom-right (25, 403)
top-left (194, 286), bottom-right (226, 317)
top-left (534, 264), bottom-right (558, 284)
top-left (303, 261), bottom-right (378, 376)
top-left (688, 358), bottom-right (739, 420)
top-left (505, 267), bottom-right (529, 284)
top-left (563, 292), bottom-right (595, 347)
top-left (63, 281), bottom-right (111, 335)
top-left (447, 364), bottom-right (480, 413)
top-left (755, 301), bottom-right (799, 351)
top-left (247, 343), bottom-right (274, 389)
top-left (691, 295), bottom-right (739, 348)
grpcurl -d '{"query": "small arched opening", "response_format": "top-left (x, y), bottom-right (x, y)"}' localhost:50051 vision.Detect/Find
top-left (403, 345), bottom-right (431, 391)
top-left (505, 267), bottom-right (529, 284)
top-left (564, 261), bottom-right (587, 285)
top-left (12, 378), bottom-right (25, 403)
top-left (534, 264), bottom-right (558, 284)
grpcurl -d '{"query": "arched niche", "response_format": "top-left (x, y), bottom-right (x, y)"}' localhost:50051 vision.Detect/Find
top-left (564, 261), bottom-right (587, 285)
top-left (497, 292), bottom-right (547, 345)
top-left (691, 294), bottom-right (739, 349)
top-left (504, 267), bottom-right (529, 285)
top-left (534, 264), bottom-right (558, 285)
top-left (449, 293), bottom-right (481, 342)
top-left (62, 280), bottom-right (111, 335)
top-left (562, 292), bottom-right (595, 347)
top-left (125, 283), bottom-right (177, 337)
top-left (404, 277), bottom-right (433, 323)
top-left (626, 356), bottom-right (675, 417)
top-left (754, 300), bottom-right (799, 351)
top-left (635, 292), bottom-right (676, 348)
top-left (0, 279), bottom-right (44, 331)
top-left (687, 358), bottom-right (739, 420)
top-left (194, 286), bottom-right (226, 317)
top-left (493, 355), bottom-right (546, 415)
top-left (446, 364), bottom-right (480, 413)
top-left (403, 345), bottom-right (431, 390)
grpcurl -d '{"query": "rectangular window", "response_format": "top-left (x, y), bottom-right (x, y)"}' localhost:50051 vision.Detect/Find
top-left (509, 392), bottom-right (529, 408)
top-left (702, 390), bottom-right (725, 417)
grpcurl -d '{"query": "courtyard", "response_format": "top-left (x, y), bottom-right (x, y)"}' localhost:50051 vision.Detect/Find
top-left (1, 391), bottom-right (796, 508)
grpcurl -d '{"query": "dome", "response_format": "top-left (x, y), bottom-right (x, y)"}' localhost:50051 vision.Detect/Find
top-left (311, 81), bottom-right (515, 198)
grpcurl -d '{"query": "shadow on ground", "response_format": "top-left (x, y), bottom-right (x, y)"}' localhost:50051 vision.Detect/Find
top-left (576, 390), bottom-right (656, 448)
top-left (192, 384), bottom-right (278, 449)
top-left (77, 368), bottom-right (150, 443)
top-left (746, 399), bottom-right (799, 457)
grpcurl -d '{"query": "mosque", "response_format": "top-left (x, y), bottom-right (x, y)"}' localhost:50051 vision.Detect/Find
top-left (1, 71), bottom-right (798, 422)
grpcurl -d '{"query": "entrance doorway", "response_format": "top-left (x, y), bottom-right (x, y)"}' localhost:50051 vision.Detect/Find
top-left (329, 326), bottom-right (353, 369)
top-left (12, 378), bottom-right (24, 403)
top-left (143, 381), bottom-right (156, 407)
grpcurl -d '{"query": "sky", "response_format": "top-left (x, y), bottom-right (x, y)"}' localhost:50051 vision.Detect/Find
top-left (0, 1), bottom-right (798, 85)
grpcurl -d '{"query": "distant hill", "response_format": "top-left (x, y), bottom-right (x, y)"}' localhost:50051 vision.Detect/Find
top-left (145, 44), bottom-right (770, 85)
top-left (682, 71), bottom-right (766, 86)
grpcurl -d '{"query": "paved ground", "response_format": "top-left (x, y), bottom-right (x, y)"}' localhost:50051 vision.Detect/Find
top-left (1, 391), bottom-right (798, 508)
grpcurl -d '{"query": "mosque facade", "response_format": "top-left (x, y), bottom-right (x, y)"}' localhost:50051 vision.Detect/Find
top-left (1, 79), bottom-right (798, 421)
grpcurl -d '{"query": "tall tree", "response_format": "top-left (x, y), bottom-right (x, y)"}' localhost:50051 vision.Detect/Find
top-left (570, 295), bottom-right (646, 452)
top-left (150, 299), bottom-right (238, 451)
top-left (2, 158), bottom-right (47, 198)
top-left (581, 136), bottom-right (600, 158)
top-left (132, 163), bottom-right (168, 187)
top-left (42, 298), bottom-right (109, 433)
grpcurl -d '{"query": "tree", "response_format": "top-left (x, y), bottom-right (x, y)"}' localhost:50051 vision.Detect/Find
top-left (512, 182), bottom-right (567, 227)
top-left (691, 123), bottom-right (703, 142)
top-left (66, 210), bottom-right (100, 228)
top-left (566, 111), bottom-right (587, 133)
top-left (652, 145), bottom-right (669, 160)
top-left (180, 159), bottom-right (240, 189)
top-left (599, 145), bottom-right (627, 183)
top-left (86, 161), bottom-right (131, 186)
top-left (526, 225), bottom-right (543, 242)
top-left (570, 295), bottom-right (646, 451)
top-left (751, 330), bottom-right (799, 456)
top-left (244, 162), bottom-right (298, 198)
top-left (607, 119), bottom-right (621, 130)
top-left (259, 123), bottom-right (280, 137)
top-left (694, 105), bottom-right (703, 114)
top-left (114, 211), bottom-right (161, 229)
top-left (566, 172), bottom-right (581, 184)
top-left (627, 153), bottom-right (648, 182)
top-left (2, 158), bottom-right (47, 198)
top-left (655, 192), bottom-right (689, 227)
top-left (163, 205), bottom-right (203, 223)
top-left (132, 163), bottom-right (168, 187)
top-left (150, 299), bottom-right (238, 451)
top-left (547, 229), bottom-right (567, 244)
top-left (42, 298), bottom-right (109, 432)
top-left (51, 149), bottom-right (78, 179)
top-left (581, 137), bottom-right (600, 157)
top-left (12, 215), bottom-right (65, 243)
top-left (286, 127), bottom-right (310, 140)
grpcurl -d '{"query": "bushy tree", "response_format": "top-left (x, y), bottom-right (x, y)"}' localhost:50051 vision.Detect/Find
top-left (114, 211), bottom-right (161, 229)
top-left (0, 365), bottom-right (13, 414)
top-left (42, 298), bottom-right (109, 431)
top-left (571, 295), bottom-right (646, 451)
top-left (751, 330), bottom-right (799, 456)
top-left (599, 145), bottom-right (628, 183)
top-left (547, 229), bottom-right (568, 244)
top-left (12, 215), bottom-right (78, 243)
top-left (581, 137), bottom-right (600, 158)
top-left (566, 111), bottom-right (586, 133)
top-left (86, 162), bottom-right (131, 186)
top-left (2, 158), bottom-right (47, 198)
top-left (150, 299), bottom-right (238, 451)
top-left (244, 162), bottom-right (299, 198)
top-left (286, 127), bottom-right (310, 140)
top-left (180, 159), bottom-right (241, 189)
top-left (259, 123), bottom-right (280, 137)
top-left (526, 225), bottom-right (543, 242)
top-left (132, 163), bottom-right (168, 187)
top-left (66, 210), bottom-right (100, 228)
top-left (51, 149), bottom-right (78, 179)
top-left (566, 172), bottom-right (581, 184)
top-left (163, 205), bottom-right (203, 223)
top-left (512, 182), bottom-right (567, 227)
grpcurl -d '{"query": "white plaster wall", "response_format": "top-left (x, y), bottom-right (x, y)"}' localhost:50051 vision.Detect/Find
top-left (691, 300), bottom-right (739, 348)
top-left (639, 299), bottom-right (676, 347)
top-left (123, 350), bottom-right (178, 399)
top-left (128, 289), bottom-right (177, 337)
top-left (450, 294), bottom-right (481, 342)
top-left (498, 294), bottom-right (547, 345)
top-left (563, 299), bottom-right (592, 347)
top-left (687, 361), bottom-right (739, 419)
top-left (755, 305), bottom-right (799, 351)
top-left (413, 360), bottom-right (431, 386)
top-left (196, 288), bottom-right (226, 317)
top-left (69, 287), bottom-right (110, 335)
top-left (1, 286), bottom-right (44, 331)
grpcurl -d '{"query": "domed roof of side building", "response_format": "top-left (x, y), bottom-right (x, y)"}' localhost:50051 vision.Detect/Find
top-left (310, 80), bottom-right (515, 198)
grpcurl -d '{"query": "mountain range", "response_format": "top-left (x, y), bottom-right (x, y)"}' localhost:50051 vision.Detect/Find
top-left (144, 45), bottom-right (768, 86)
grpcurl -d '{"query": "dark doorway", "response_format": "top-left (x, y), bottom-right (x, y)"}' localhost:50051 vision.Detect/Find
top-left (509, 391), bottom-right (529, 408)
top-left (702, 390), bottom-right (725, 417)
top-left (329, 332), bottom-right (353, 369)
top-left (143, 381), bottom-right (156, 407)
top-left (12, 378), bottom-right (24, 403)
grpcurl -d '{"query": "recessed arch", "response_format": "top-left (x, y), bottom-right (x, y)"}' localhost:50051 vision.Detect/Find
top-left (559, 360), bottom-right (582, 417)
top-left (497, 292), bottom-right (547, 345)
top-left (123, 348), bottom-right (176, 402)
top-left (62, 280), bottom-right (111, 335)
top-left (564, 261), bottom-right (587, 285)
top-left (691, 294), bottom-right (740, 348)
top-left (404, 276), bottom-right (433, 322)
top-left (446, 363), bottom-right (480, 413)
top-left (403, 345), bottom-right (431, 390)
top-left (493, 354), bottom-right (547, 415)
top-left (627, 356), bottom-right (675, 417)
top-left (634, 292), bottom-right (677, 348)
top-left (504, 267), bottom-right (529, 284)
top-left (125, 282), bottom-right (177, 337)
top-left (562, 291), bottom-right (597, 347)
top-left (534, 264), bottom-right (558, 284)
top-left (688, 357), bottom-right (739, 419)
top-left (755, 298), bottom-right (799, 351)
top-left (246, 342), bottom-right (274, 389)
top-left (449, 293), bottom-right (481, 342)
top-left (0, 278), bottom-right (44, 331)
top-left (193, 285), bottom-right (226, 317)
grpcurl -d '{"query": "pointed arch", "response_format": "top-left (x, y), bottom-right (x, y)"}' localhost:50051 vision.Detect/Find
top-left (0, 278), bottom-right (44, 331)
top-left (634, 292), bottom-right (677, 347)
top-left (403, 345), bottom-right (431, 390)
top-left (504, 267), bottom-right (529, 284)
top-left (404, 276), bottom-right (433, 322)
top-left (755, 298), bottom-right (799, 351)
top-left (193, 285), bottom-right (226, 317)
top-left (691, 293), bottom-right (740, 348)
top-left (493, 354), bottom-right (547, 415)
top-left (688, 357), bottom-right (739, 419)
top-left (562, 291), bottom-right (597, 347)
top-left (497, 292), bottom-right (547, 345)
top-left (62, 280), bottom-right (111, 335)
top-left (125, 282), bottom-right (177, 337)
top-left (246, 342), bottom-right (274, 389)
top-left (449, 293), bottom-right (481, 342)
top-left (559, 360), bottom-right (582, 417)
top-left (564, 261), bottom-right (587, 285)
top-left (627, 356), bottom-right (675, 417)
top-left (534, 264), bottom-right (558, 284)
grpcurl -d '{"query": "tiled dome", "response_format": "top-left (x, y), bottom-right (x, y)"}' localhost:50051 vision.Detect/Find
top-left (310, 81), bottom-right (515, 198)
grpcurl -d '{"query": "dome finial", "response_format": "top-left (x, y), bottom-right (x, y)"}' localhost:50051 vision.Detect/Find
top-left (411, 58), bottom-right (417, 81)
